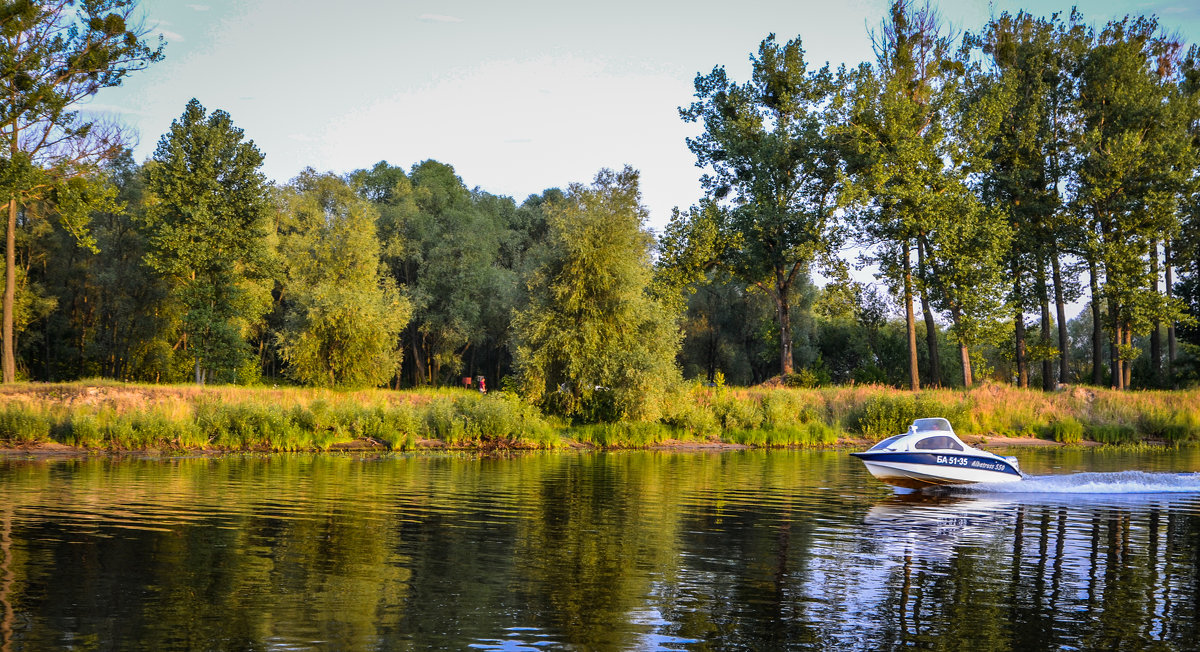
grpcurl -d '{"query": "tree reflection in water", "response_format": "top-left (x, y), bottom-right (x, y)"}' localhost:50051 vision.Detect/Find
top-left (0, 451), bottom-right (1196, 650)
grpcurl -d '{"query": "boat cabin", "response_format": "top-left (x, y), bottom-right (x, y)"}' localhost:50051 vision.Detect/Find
top-left (866, 418), bottom-right (968, 453)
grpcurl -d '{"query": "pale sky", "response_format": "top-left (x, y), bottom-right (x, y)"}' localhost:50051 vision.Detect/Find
top-left (90, 0), bottom-right (1200, 234)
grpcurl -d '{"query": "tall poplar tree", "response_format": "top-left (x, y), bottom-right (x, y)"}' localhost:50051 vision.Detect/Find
top-left (837, 0), bottom-right (967, 390)
top-left (1074, 17), bottom-right (1192, 389)
top-left (143, 99), bottom-right (272, 384)
top-left (0, 0), bottom-right (162, 382)
top-left (972, 11), bottom-right (1090, 390)
top-left (678, 34), bottom-right (841, 377)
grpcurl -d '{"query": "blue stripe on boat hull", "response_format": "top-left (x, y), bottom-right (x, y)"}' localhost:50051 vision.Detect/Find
top-left (844, 453), bottom-right (1022, 480)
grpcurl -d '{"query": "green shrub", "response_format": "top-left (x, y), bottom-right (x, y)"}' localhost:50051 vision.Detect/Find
top-left (850, 395), bottom-right (914, 438)
top-left (1138, 406), bottom-right (1173, 439)
top-left (1051, 417), bottom-right (1084, 444)
top-left (852, 394), bottom-right (966, 438)
top-left (358, 404), bottom-right (422, 448)
top-left (1161, 411), bottom-right (1200, 443)
top-left (724, 428), bottom-right (765, 446)
top-left (760, 392), bottom-right (817, 430)
top-left (662, 400), bottom-right (720, 439)
top-left (1088, 423), bottom-right (1139, 445)
top-left (0, 405), bottom-right (52, 443)
top-left (569, 421), bottom-right (671, 448)
top-left (723, 422), bottom-right (838, 447)
top-left (714, 395), bottom-right (762, 430)
top-left (851, 364), bottom-right (887, 385)
top-left (66, 414), bottom-right (104, 448)
top-left (805, 421), bottom-right (840, 445)
top-left (425, 398), bottom-right (465, 443)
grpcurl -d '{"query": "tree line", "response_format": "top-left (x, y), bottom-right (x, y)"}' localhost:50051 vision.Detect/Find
top-left (665, 0), bottom-right (1200, 392)
top-left (3, 1), bottom-right (1200, 420)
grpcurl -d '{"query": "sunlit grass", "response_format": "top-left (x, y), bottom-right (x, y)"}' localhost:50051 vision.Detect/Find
top-left (0, 380), bottom-right (1197, 451)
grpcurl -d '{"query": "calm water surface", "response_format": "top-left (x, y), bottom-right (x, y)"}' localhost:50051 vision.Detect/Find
top-left (1, 447), bottom-right (1199, 650)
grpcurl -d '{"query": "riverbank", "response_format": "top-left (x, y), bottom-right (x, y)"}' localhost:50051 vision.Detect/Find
top-left (0, 433), bottom-right (1096, 460)
top-left (0, 381), bottom-right (1195, 453)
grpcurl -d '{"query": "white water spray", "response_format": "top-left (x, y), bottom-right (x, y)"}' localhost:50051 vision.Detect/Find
top-left (961, 471), bottom-right (1200, 494)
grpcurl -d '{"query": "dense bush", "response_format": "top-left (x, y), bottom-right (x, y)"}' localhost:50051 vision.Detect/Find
top-left (1051, 417), bottom-right (1084, 444)
top-left (1088, 423), bottom-right (1140, 445)
top-left (0, 405), bottom-right (52, 443)
top-left (849, 393), bottom-right (967, 438)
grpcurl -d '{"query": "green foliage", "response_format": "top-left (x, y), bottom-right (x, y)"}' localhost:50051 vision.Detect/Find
top-left (1051, 417), bottom-right (1085, 444)
top-left (30, 155), bottom-right (180, 382)
top-left (570, 422), bottom-right (675, 449)
top-left (676, 34), bottom-right (842, 376)
top-left (1088, 423), bottom-right (1140, 445)
top-left (1161, 412), bottom-right (1200, 443)
top-left (673, 272), bottom-right (780, 386)
top-left (724, 422), bottom-right (837, 447)
top-left (850, 393), bottom-right (967, 438)
top-left (360, 159), bottom-right (533, 387)
top-left (1072, 16), bottom-right (1196, 387)
top-left (512, 167), bottom-right (681, 422)
top-left (0, 0), bottom-right (163, 381)
top-left (1139, 407), bottom-right (1200, 443)
top-left (783, 369), bottom-right (828, 388)
top-left (662, 402), bottom-right (721, 440)
top-left (760, 391), bottom-right (816, 429)
top-left (835, 1), bottom-right (1009, 388)
top-left (0, 404), bottom-right (51, 443)
top-left (144, 99), bottom-right (274, 385)
top-left (658, 386), bottom-right (722, 439)
top-left (424, 393), bottom-right (557, 447)
top-left (275, 171), bottom-right (411, 388)
top-left (713, 394), bottom-right (763, 430)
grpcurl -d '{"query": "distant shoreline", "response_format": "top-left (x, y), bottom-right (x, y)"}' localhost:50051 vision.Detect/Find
top-left (0, 431), bottom-right (1113, 459)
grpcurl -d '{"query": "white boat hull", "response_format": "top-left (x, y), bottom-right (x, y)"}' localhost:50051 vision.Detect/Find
top-left (860, 460), bottom-right (1022, 489)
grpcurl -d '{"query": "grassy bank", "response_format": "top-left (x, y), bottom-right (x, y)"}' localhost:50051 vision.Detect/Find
top-left (0, 381), bottom-right (1198, 452)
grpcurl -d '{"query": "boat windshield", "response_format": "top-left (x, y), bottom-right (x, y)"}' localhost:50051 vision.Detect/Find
top-left (912, 418), bottom-right (953, 432)
top-left (914, 435), bottom-right (964, 451)
top-left (868, 434), bottom-right (905, 451)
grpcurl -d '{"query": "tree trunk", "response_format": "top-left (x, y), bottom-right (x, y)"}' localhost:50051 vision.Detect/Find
top-left (1166, 239), bottom-right (1176, 385)
top-left (409, 327), bottom-right (425, 386)
top-left (1110, 307), bottom-right (1123, 390)
top-left (776, 276), bottom-right (794, 376)
top-left (903, 241), bottom-right (919, 391)
top-left (1037, 266), bottom-right (1055, 391)
top-left (951, 306), bottom-right (972, 387)
top-left (1149, 240), bottom-right (1162, 387)
top-left (1013, 262), bottom-right (1028, 388)
top-left (1090, 260), bottom-right (1104, 386)
top-left (1015, 309), bottom-right (1028, 388)
top-left (3, 198), bottom-right (15, 383)
top-left (1051, 251), bottom-right (1070, 385)
top-left (917, 237), bottom-right (940, 387)
top-left (1122, 325), bottom-right (1132, 389)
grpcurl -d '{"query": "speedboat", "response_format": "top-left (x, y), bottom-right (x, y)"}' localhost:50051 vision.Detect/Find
top-left (850, 418), bottom-right (1022, 489)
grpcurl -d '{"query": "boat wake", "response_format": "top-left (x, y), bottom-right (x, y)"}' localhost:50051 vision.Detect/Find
top-left (955, 471), bottom-right (1200, 494)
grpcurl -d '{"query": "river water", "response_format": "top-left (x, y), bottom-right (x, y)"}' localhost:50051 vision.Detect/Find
top-left (1, 447), bottom-right (1198, 650)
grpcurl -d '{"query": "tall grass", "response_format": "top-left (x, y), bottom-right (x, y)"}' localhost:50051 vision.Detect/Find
top-left (0, 381), bottom-right (1197, 451)
top-left (569, 422), bottom-right (676, 448)
top-left (0, 385), bottom-right (557, 451)
top-left (1050, 417), bottom-right (1084, 444)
